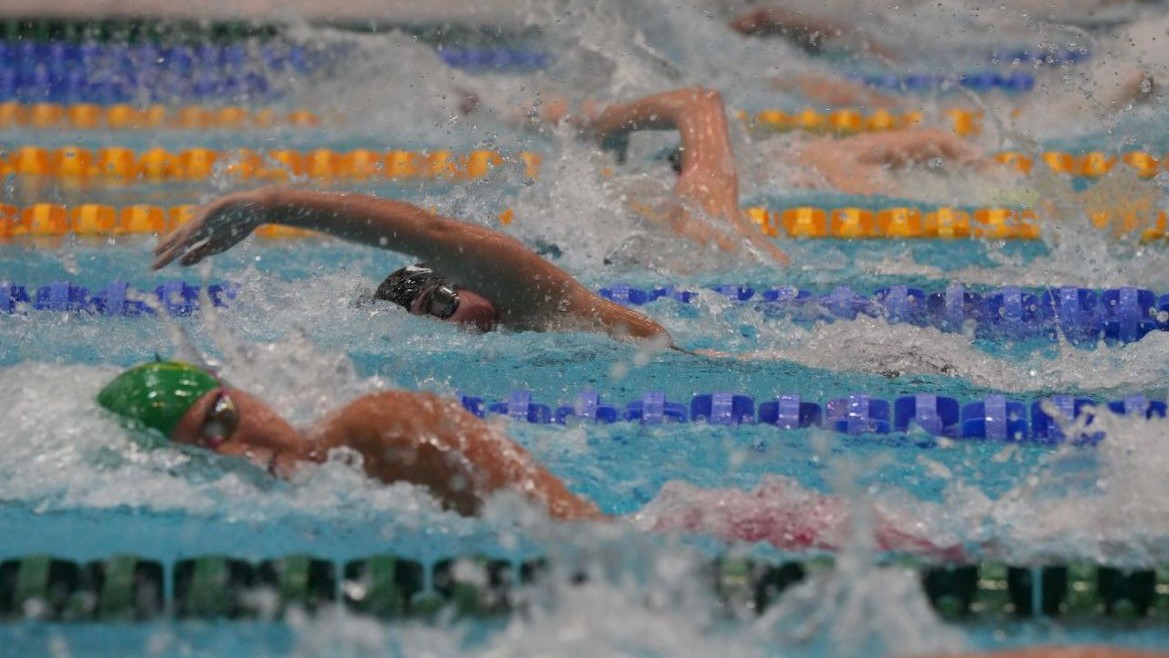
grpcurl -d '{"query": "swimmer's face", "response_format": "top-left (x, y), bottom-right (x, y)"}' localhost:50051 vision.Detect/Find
top-left (171, 388), bottom-right (303, 476)
top-left (375, 265), bottom-right (498, 332)
top-left (409, 284), bottom-right (498, 332)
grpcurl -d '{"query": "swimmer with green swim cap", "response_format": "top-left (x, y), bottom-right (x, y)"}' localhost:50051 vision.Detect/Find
top-left (95, 359), bottom-right (601, 521)
top-left (97, 361), bottom-right (222, 438)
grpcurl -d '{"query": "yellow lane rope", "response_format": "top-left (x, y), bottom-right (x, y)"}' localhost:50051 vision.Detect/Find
top-left (0, 145), bottom-right (1160, 181)
top-left (744, 108), bottom-right (985, 136)
top-left (0, 101), bottom-right (322, 131)
top-left (2, 101), bottom-right (974, 135)
top-left (0, 147), bottom-right (543, 181)
top-left (2, 202), bottom-right (1162, 241)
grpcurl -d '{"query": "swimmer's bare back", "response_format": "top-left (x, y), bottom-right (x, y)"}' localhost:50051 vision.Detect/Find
top-left (152, 187), bottom-right (670, 343)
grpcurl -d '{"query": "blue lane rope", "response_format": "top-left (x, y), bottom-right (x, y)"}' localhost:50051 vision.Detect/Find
top-left (0, 41), bottom-right (325, 74)
top-left (0, 41), bottom-right (330, 103)
top-left (601, 282), bottom-right (1168, 346)
top-left (7, 280), bottom-right (1164, 441)
top-left (0, 41), bottom-right (549, 103)
top-left (988, 47), bottom-right (1090, 66)
top-left (1, 280), bottom-right (237, 315)
top-left (458, 389), bottom-right (1165, 442)
top-left (435, 48), bottom-right (551, 71)
top-left (849, 71), bottom-right (1035, 93)
top-left (6, 281), bottom-right (1169, 346)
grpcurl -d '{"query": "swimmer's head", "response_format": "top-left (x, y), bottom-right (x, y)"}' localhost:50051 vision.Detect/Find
top-left (375, 264), bottom-right (456, 317)
top-left (375, 264), bottom-right (498, 331)
top-left (97, 361), bottom-right (219, 438)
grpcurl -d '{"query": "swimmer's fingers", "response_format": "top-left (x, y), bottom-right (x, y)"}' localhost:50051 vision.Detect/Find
top-left (152, 220), bottom-right (203, 269)
top-left (178, 237), bottom-right (218, 267)
top-left (854, 131), bottom-right (980, 168)
top-left (152, 197), bottom-right (260, 269)
top-left (730, 210), bottom-right (790, 266)
top-left (905, 130), bottom-right (983, 164)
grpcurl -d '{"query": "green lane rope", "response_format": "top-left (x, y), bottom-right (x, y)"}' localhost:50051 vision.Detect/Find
top-left (3, 554), bottom-right (1169, 623)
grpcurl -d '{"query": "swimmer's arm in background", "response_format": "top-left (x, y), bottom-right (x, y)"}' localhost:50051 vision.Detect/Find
top-left (573, 88), bottom-right (790, 266)
top-left (728, 5), bottom-right (847, 47)
top-left (579, 88), bottom-right (699, 138)
top-left (728, 4), bottom-right (898, 60)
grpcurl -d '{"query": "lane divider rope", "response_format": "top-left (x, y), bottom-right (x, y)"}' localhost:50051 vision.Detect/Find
top-left (0, 148), bottom-right (542, 182)
top-left (1, 201), bottom-right (1159, 242)
top-left (600, 282), bottom-right (1169, 344)
top-left (0, 146), bottom-right (1158, 183)
top-left (0, 554), bottom-right (1162, 622)
top-left (0, 280), bottom-right (1162, 440)
top-left (987, 46), bottom-right (1090, 65)
top-left (456, 390), bottom-right (1156, 442)
top-left (0, 101), bottom-right (322, 130)
top-left (7, 278), bottom-right (1168, 347)
top-left (0, 41), bottom-right (330, 104)
top-left (1, 103), bottom-right (976, 135)
top-left (1, 280), bottom-right (237, 316)
top-left (9, 277), bottom-right (1167, 346)
top-left (850, 71), bottom-right (1035, 93)
top-left (745, 107), bottom-right (986, 136)
top-left (0, 204), bottom-right (518, 239)
top-left (743, 204), bottom-right (1168, 240)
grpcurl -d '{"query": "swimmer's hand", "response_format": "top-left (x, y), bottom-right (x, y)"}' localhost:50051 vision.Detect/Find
top-left (847, 129), bottom-right (986, 168)
top-left (153, 190), bottom-right (268, 269)
top-left (729, 6), bottom-right (845, 49)
top-left (800, 129), bottom-right (990, 196)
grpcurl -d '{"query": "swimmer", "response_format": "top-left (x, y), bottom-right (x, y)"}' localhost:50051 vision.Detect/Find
top-left (94, 360), bottom-right (953, 555)
top-left (733, 2), bottom-right (1160, 129)
top-left (533, 86), bottom-right (791, 265)
top-left (541, 86), bottom-right (997, 198)
top-left (152, 187), bottom-right (671, 343)
top-left (96, 360), bottom-right (1169, 590)
top-left (96, 360), bottom-right (601, 520)
top-left (728, 2), bottom-right (896, 59)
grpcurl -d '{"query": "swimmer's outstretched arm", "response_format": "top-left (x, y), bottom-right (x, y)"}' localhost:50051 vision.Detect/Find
top-left (796, 128), bottom-right (992, 196)
top-left (311, 391), bottom-right (603, 520)
top-left (729, 5), bottom-right (847, 44)
top-left (152, 188), bottom-right (670, 342)
top-left (729, 4), bottom-right (896, 59)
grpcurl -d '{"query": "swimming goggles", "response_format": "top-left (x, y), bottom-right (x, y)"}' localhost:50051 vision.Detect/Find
top-left (421, 283), bottom-right (461, 320)
top-left (199, 388), bottom-right (240, 449)
top-left (375, 264), bottom-right (461, 320)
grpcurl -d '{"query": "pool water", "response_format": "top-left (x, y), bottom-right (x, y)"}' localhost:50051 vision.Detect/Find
top-left (6, 2), bottom-right (1169, 656)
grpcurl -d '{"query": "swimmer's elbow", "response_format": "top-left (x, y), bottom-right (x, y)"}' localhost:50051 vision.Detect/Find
top-left (619, 314), bottom-right (674, 346)
top-left (673, 86), bottom-right (723, 108)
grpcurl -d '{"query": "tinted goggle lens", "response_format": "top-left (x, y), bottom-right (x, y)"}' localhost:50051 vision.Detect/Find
top-left (425, 285), bottom-right (460, 319)
top-left (200, 389), bottom-right (240, 448)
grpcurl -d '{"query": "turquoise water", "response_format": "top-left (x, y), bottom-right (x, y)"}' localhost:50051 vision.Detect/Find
top-left (7, 4), bottom-right (1169, 657)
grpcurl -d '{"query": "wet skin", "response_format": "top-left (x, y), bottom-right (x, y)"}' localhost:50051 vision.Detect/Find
top-left (171, 387), bottom-right (603, 521)
top-left (409, 284), bottom-right (498, 332)
top-left (153, 188), bottom-right (670, 343)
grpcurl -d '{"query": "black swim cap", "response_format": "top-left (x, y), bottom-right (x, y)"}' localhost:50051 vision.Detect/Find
top-left (375, 264), bottom-right (448, 311)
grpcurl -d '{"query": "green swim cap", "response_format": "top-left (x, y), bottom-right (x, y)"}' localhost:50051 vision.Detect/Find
top-left (97, 361), bottom-right (219, 438)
